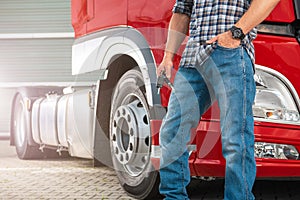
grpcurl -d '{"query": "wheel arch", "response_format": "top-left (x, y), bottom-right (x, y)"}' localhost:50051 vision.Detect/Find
top-left (100, 29), bottom-right (160, 107)
top-left (73, 27), bottom-right (161, 107)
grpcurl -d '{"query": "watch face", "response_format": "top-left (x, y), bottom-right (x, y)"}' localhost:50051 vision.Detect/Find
top-left (233, 29), bottom-right (242, 39)
top-left (230, 26), bottom-right (245, 40)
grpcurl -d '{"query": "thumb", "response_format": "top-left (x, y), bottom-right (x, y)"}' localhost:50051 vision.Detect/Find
top-left (206, 36), bottom-right (218, 44)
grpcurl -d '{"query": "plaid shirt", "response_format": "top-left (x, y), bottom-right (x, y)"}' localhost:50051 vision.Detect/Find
top-left (173, 0), bottom-right (257, 68)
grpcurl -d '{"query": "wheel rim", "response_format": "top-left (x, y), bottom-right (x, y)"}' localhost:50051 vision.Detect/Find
top-left (15, 100), bottom-right (26, 148)
top-left (111, 94), bottom-right (151, 177)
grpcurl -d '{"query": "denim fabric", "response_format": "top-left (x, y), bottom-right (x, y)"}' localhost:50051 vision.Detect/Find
top-left (159, 45), bottom-right (256, 200)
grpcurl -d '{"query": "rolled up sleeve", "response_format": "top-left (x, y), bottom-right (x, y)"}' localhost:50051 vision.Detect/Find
top-left (172, 0), bottom-right (194, 17)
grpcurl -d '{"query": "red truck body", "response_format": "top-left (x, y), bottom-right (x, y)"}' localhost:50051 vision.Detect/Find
top-left (70, 0), bottom-right (300, 198)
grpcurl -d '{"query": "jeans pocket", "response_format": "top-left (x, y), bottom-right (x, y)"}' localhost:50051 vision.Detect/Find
top-left (215, 43), bottom-right (241, 51)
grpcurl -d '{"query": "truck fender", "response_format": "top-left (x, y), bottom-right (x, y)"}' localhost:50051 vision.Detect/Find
top-left (72, 27), bottom-right (162, 108)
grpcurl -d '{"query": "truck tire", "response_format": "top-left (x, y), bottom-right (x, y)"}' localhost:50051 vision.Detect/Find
top-left (110, 69), bottom-right (161, 199)
top-left (13, 94), bottom-right (43, 159)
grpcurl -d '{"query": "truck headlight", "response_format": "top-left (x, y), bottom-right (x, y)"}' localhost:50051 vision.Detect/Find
top-left (255, 142), bottom-right (299, 160)
top-left (253, 67), bottom-right (300, 123)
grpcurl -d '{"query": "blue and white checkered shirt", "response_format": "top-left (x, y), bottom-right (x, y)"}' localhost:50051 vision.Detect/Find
top-left (173, 0), bottom-right (257, 68)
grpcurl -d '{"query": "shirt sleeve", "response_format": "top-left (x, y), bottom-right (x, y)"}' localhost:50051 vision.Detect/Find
top-left (172, 0), bottom-right (194, 17)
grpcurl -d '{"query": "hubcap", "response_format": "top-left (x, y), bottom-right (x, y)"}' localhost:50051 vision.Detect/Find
top-left (111, 96), bottom-right (150, 176)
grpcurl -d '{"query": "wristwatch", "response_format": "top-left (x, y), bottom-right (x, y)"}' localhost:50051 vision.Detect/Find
top-left (230, 26), bottom-right (245, 40)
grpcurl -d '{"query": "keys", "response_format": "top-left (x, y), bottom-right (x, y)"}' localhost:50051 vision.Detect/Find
top-left (156, 71), bottom-right (175, 94)
top-left (156, 73), bottom-right (164, 94)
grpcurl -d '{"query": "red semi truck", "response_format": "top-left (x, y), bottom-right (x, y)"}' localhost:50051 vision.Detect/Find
top-left (10, 0), bottom-right (300, 199)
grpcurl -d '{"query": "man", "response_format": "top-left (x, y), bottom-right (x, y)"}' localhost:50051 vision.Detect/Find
top-left (157, 0), bottom-right (280, 199)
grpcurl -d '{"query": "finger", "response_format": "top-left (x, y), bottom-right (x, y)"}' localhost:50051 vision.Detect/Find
top-left (165, 66), bottom-right (172, 79)
top-left (156, 65), bottom-right (164, 77)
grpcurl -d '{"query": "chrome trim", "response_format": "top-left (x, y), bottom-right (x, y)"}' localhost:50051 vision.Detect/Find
top-left (151, 145), bottom-right (160, 159)
top-left (192, 176), bottom-right (216, 181)
top-left (254, 65), bottom-right (300, 125)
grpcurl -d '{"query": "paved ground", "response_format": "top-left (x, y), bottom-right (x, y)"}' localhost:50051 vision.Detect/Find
top-left (1, 139), bottom-right (300, 200)
top-left (0, 140), bottom-right (134, 200)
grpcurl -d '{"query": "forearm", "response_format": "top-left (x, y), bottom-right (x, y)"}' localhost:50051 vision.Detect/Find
top-left (236, 0), bottom-right (281, 34)
top-left (164, 13), bottom-right (190, 61)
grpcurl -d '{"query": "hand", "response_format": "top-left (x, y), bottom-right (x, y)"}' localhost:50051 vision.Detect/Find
top-left (206, 31), bottom-right (241, 48)
top-left (157, 56), bottom-right (173, 79)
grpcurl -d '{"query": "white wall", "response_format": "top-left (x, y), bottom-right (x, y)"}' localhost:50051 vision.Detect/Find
top-left (0, 0), bottom-right (74, 133)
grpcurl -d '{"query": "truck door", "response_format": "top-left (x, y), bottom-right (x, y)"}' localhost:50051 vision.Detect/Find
top-left (86, 0), bottom-right (127, 34)
top-left (72, 0), bottom-right (127, 37)
top-left (128, 0), bottom-right (175, 48)
top-left (72, 0), bottom-right (94, 37)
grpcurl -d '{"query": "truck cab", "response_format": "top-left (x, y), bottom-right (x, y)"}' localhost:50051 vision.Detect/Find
top-left (10, 0), bottom-right (300, 199)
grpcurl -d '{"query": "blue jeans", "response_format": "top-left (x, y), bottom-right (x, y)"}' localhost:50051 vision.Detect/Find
top-left (159, 45), bottom-right (256, 200)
